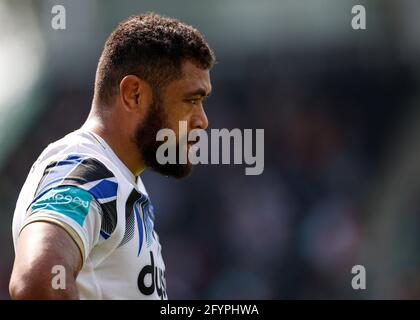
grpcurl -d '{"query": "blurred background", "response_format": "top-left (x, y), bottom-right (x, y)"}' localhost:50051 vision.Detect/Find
top-left (1, 0), bottom-right (420, 299)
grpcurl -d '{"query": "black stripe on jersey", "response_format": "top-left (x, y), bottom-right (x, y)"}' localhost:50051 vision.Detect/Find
top-left (65, 158), bottom-right (114, 184)
top-left (99, 200), bottom-right (118, 237)
top-left (59, 158), bottom-right (113, 185)
top-left (118, 188), bottom-right (143, 247)
top-left (36, 157), bottom-right (115, 197)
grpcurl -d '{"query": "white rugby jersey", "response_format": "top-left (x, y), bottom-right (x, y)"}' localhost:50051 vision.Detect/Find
top-left (12, 129), bottom-right (167, 300)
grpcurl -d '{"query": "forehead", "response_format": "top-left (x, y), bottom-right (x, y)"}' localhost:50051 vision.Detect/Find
top-left (166, 60), bottom-right (212, 95)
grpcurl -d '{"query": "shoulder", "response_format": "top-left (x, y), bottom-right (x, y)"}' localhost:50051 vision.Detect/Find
top-left (31, 130), bottom-right (121, 202)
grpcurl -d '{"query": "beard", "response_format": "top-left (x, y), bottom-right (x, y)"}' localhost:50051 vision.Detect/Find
top-left (134, 93), bottom-right (193, 179)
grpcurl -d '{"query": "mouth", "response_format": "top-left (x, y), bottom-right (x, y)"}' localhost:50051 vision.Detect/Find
top-left (187, 142), bottom-right (196, 153)
top-left (187, 139), bottom-right (200, 156)
top-left (188, 139), bottom-right (200, 150)
top-left (189, 135), bottom-right (200, 147)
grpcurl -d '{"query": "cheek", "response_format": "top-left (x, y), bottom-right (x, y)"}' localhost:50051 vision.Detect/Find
top-left (165, 104), bottom-right (191, 130)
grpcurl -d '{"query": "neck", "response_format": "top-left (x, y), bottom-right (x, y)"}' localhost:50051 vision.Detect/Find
top-left (82, 107), bottom-right (145, 176)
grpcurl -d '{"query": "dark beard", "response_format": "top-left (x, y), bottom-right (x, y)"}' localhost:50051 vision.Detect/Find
top-left (134, 95), bottom-right (192, 179)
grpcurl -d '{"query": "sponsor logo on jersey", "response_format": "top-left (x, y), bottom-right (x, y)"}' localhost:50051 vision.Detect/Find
top-left (30, 186), bottom-right (93, 226)
top-left (42, 188), bottom-right (90, 208)
top-left (137, 251), bottom-right (167, 299)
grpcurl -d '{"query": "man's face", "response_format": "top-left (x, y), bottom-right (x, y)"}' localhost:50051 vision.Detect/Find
top-left (135, 60), bottom-right (211, 178)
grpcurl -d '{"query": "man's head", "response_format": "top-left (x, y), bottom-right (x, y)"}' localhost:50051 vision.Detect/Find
top-left (93, 13), bottom-right (215, 178)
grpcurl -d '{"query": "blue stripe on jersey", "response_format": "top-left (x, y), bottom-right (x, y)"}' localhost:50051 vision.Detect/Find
top-left (55, 155), bottom-right (83, 167)
top-left (88, 179), bottom-right (118, 200)
top-left (142, 201), bottom-right (155, 247)
top-left (134, 199), bottom-right (144, 256)
top-left (100, 230), bottom-right (110, 239)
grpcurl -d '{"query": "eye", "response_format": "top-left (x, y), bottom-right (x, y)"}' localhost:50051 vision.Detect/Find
top-left (188, 98), bottom-right (202, 105)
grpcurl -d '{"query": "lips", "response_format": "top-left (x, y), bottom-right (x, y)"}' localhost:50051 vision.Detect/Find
top-left (188, 134), bottom-right (200, 147)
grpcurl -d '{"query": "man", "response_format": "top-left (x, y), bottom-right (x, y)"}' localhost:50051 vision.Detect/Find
top-left (9, 13), bottom-right (215, 299)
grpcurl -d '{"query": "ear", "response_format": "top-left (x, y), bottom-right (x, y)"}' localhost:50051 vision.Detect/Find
top-left (119, 75), bottom-right (148, 113)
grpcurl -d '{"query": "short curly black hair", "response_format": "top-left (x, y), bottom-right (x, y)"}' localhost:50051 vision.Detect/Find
top-left (94, 12), bottom-right (216, 104)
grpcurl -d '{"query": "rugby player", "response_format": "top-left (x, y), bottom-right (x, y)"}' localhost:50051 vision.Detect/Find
top-left (9, 12), bottom-right (215, 299)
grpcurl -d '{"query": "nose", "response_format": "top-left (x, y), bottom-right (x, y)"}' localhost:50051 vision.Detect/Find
top-left (191, 105), bottom-right (209, 130)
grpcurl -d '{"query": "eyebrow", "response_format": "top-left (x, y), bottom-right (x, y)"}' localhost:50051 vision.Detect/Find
top-left (184, 88), bottom-right (212, 99)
